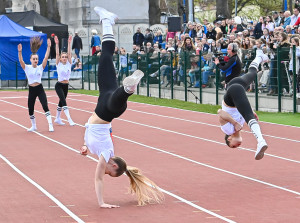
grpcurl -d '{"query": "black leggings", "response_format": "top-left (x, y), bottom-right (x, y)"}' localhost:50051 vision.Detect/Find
top-left (55, 82), bottom-right (69, 107)
top-left (28, 84), bottom-right (49, 116)
top-left (94, 41), bottom-right (131, 122)
top-left (223, 67), bottom-right (256, 123)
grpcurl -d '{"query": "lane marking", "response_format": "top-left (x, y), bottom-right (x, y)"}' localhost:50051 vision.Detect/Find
top-left (67, 98), bottom-right (300, 144)
top-left (69, 93), bottom-right (300, 129)
top-left (0, 153), bottom-right (84, 223)
top-left (1, 106), bottom-right (300, 198)
top-left (0, 115), bottom-right (236, 223)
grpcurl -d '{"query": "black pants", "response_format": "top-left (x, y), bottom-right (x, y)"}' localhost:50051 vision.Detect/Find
top-left (223, 67), bottom-right (256, 123)
top-left (55, 82), bottom-right (69, 107)
top-left (94, 41), bottom-right (131, 122)
top-left (28, 84), bottom-right (49, 116)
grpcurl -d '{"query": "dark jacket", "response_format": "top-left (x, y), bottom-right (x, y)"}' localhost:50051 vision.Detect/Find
top-left (254, 22), bottom-right (263, 39)
top-left (133, 32), bottom-right (145, 46)
top-left (72, 35), bottom-right (83, 50)
top-left (217, 54), bottom-right (242, 84)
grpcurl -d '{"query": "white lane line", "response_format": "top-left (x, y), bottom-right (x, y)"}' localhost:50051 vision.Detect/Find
top-left (67, 98), bottom-right (300, 144)
top-left (0, 115), bottom-right (236, 223)
top-left (71, 93), bottom-right (300, 129)
top-left (0, 152), bottom-right (84, 223)
top-left (2, 100), bottom-right (300, 197)
top-left (1, 98), bottom-right (300, 164)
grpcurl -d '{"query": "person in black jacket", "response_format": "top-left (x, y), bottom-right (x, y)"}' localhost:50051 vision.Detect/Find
top-left (254, 16), bottom-right (264, 39)
top-left (133, 28), bottom-right (145, 48)
top-left (72, 32), bottom-right (83, 59)
top-left (214, 43), bottom-right (242, 86)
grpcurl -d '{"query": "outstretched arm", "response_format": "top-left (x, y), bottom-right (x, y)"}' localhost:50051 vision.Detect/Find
top-left (95, 155), bottom-right (120, 208)
top-left (67, 36), bottom-right (72, 64)
top-left (18, 44), bottom-right (25, 70)
top-left (42, 39), bottom-right (51, 69)
top-left (55, 36), bottom-right (60, 65)
top-left (218, 109), bottom-right (243, 132)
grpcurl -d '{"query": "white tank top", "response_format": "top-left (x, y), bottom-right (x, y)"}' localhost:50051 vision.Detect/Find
top-left (220, 101), bottom-right (245, 135)
top-left (56, 61), bottom-right (71, 82)
top-left (24, 64), bottom-right (44, 85)
top-left (84, 122), bottom-right (114, 162)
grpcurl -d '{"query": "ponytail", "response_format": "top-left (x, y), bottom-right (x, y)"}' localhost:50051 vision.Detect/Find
top-left (111, 156), bottom-right (164, 206)
top-left (30, 36), bottom-right (43, 58)
top-left (126, 166), bottom-right (164, 206)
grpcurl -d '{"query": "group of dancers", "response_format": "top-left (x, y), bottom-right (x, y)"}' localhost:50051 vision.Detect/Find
top-left (18, 7), bottom-right (269, 208)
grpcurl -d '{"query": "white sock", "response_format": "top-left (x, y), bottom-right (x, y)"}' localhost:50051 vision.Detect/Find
top-left (63, 106), bottom-right (75, 126)
top-left (102, 19), bottom-right (115, 42)
top-left (248, 119), bottom-right (264, 142)
top-left (45, 111), bottom-right (53, 124)
top-left (249, 57), bottom-right (262, 70)
top-left (28, 115), bottom-right (37, 131)
top-left (56, 107), bottom-right (62, 119)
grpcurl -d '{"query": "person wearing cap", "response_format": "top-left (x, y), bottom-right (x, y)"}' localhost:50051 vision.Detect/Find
top-left (72, 31), bottom-right (83, 59)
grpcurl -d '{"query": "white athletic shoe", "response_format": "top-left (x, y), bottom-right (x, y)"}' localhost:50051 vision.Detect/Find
top-left (54, 118), bottom-right (65, 125)
top-left (49, 124), bottom-right (54, 132)
top-left (123, 70), bottom-right (144, 94)
top-left (256, 49), bottom-right (269, 63)
top-left (94, 7), bottom-right (118, 25)
top-left (68, 118), bottom-right (76, 126)
top-left (27, 126), bottom-right (37, 132)
top-left (255, 139), bottom-right (268, 160)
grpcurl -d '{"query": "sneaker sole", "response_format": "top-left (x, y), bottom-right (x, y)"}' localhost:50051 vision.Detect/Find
top-left (94, 7), bottom-right (118, 22)
top-left (123, 70), bottom-right (144, 87)
top-left (255, 145), bottom-right (268, 160)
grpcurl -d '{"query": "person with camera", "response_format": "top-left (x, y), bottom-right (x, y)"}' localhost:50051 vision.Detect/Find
top-left (214, 43), bottom-right (242, 86)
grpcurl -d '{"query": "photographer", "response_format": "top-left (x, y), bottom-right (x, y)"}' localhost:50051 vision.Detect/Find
top-left (214, 43), bottom-right (242, 85)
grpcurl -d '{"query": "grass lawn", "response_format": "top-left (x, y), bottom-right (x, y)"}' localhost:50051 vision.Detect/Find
top-left (70, 90), bottom-right (300, 128)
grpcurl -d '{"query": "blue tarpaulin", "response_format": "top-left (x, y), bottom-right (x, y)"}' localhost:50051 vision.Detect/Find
top-left (0, 15), bottom-right (47, 81)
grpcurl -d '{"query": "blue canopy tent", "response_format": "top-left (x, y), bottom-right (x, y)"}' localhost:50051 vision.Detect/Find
top-left (0, 15), bottom-right (47, 81)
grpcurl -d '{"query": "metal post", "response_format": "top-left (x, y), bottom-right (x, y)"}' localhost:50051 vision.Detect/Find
top-left (184, 51), bottom-right (187, 102)
top-left (216, 67), bottom-right (219, 105)
top-left (81, 56), bottom-right (84, 89)
top-left (235, 0), bottom-right (238, 16)
top-left (199, 51), bottom-right (202, 104)
top-left (94, 59), bottom-right (97, 91)
top-left (277, 47), bottom-right (281, 112)
top-left (170, 51), bottom-right (174, 99)
top-left (255, 75), bottom-right (258, 111)
top-left (16, 62), bottom-right (18, 89)
top-left (158, 52), bottom-right (161, 98)
top-left (146, 53), bottom-right (150, 97)
top-left (126, 53), bottom-right (129, 77)
top-left (47, 61), bottom-right (50, 89)
top-left (136, 53), bottom-right (140, 95)
top-left (293, 45), bottom-right (297, 113)
top-left (88, 55), bottom-right (90, 90)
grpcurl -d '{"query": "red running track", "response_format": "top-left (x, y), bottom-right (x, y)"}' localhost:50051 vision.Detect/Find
top-left (0, 90), bottom-right (300, 223)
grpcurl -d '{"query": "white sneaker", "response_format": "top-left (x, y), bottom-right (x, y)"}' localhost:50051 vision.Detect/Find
top-left (150, 73), bottom-right (157, 77)
top-left (123, 70), bottom-right (144, 94)
top-left (68, 119), bottom-right (76, 126)
top-left (255, 139), bottom-right (268, 160)
top-left (27, 126), bottom-right (37, 132)
top-left (49, 124), bottom-right (54, 132)
top-left (94, 7), bottom-right (118, 25)
top-left (54, 118), bottom-right (65, 125)
top-left (256, 49), bottom-right (269, 63)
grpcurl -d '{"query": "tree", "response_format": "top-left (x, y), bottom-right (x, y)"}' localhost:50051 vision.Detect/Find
top-left (37, 0), bottom-right (48, 18)
top-left (0, 0), bottom-right (7, 14)
top-left (216, 0), bottom-right (230, 19)
top-left (149, 0), bottom-right (161, 25)
top-left (47, 0), bottom-right (60, 23)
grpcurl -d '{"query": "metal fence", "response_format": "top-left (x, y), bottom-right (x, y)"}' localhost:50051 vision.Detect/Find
top-left (1, 47), bottom-right (299, 113)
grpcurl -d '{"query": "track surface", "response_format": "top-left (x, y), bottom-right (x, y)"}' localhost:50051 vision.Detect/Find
top-left (1, 90), bottom-right (300, 223)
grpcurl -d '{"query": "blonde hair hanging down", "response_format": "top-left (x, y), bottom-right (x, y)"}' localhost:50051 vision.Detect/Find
top-left (30, 36), bottom-right (43, 54)
top-left (126, 166), bottom-right (164, 206)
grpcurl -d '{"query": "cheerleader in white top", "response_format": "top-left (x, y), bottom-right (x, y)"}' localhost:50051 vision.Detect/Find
top-left (54, 35), bottom-right (75, 126)
top-left (79, 7), bottom-right (163, 208)
top-left (18, 37), bottom-right (54, 132)
top-left (218, 50), bottom-right (269, 160)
